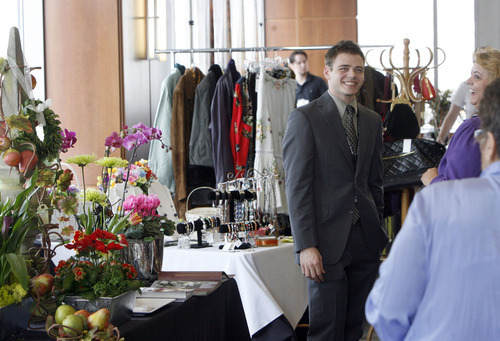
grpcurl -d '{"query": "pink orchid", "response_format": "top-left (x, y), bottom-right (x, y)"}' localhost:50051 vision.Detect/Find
top-left (105, 131), bottom-right (124, 149)
top-left (60, 129), bottom-right (77, 153)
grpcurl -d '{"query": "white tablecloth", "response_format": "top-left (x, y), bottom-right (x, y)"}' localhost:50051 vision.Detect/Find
top-left (162, 242), bottom-right (308, 336)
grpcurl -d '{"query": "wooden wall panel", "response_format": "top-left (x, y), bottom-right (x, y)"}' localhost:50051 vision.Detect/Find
top-left (298, 18), bottom-right (357, 44)
top-left (265, 0), bottom-right (357, 81)
top-left (265, 20), bottom-right (297, 46)
top-left (265, 0), bottom-right (297, 19)
top-left (297, 0), bottom-right (356, 18)
top-left (44, 0), bottom-right (123, 186)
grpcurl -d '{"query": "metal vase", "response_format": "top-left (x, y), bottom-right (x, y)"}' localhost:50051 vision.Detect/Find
top-left (64, 290), bottom-right (135, 326)
top-left (122, 238), bottom-right (155, 280)
top-left (151, 235), bottom-right (164, 280)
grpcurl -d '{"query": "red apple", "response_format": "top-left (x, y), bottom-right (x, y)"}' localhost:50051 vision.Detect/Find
top-left (3, 148), bottom-right (21, 167)
top-left (0, 136), bottom-right (11, 151)
top-left (87, 308), bottom-right (110, 331)
top-left (18, 150), bottom-right (38, 173)
top-left (31, 273), bottom-right (54, 296)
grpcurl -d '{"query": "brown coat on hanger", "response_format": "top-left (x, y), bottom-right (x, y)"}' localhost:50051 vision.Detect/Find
top-left (171, 67), bottom-right (205, 219)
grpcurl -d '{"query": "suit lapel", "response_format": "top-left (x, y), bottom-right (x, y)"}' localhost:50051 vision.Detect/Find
top-left (317, 94), bottom-right (354, 169)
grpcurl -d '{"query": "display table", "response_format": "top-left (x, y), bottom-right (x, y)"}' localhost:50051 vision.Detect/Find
top-left (120, 278), bottom-right (250, 341)
top-left (162, 242), bottom-right (308, 337)
top-left (6, 279), bottom-right (249, 341)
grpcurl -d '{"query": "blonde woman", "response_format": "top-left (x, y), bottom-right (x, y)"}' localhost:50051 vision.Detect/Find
top-left (421, 46), bottom-right (500, 186)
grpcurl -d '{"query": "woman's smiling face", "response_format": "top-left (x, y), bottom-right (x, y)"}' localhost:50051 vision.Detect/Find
top-left (466, 62), bottom-right (490, 106)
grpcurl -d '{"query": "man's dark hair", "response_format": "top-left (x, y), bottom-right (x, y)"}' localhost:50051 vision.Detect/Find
top-left (325, 40), bottom-right (365, 67)
top-left (479, 77), bottom-right (500, 156)
top-left (290, 50), bottom-right (307, 64)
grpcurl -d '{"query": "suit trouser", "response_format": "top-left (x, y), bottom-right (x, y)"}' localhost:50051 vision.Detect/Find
top-left (307, 221), bottom-right (381, 341)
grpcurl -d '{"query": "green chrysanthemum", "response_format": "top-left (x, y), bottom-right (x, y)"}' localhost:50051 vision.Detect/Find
top-left (65, 154), bottom-right (98, 167)
top-left (95, 157), bottom-right (128, 168)
top-left (81, 187), bottom-right (108, 206)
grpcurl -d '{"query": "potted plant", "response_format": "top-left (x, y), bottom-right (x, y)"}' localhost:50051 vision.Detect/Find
top-left (0, 174), bottom-right (40, 338)
top-left (52, 228), bottom-right (141, 326)
top-left (121, 193), bottom-right (175, 280)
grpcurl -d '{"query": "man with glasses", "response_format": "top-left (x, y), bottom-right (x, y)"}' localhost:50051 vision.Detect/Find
top-left (366, 78), bottom-right (500, 340)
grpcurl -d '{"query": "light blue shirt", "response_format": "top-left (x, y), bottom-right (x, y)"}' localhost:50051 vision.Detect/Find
top-left (366, 160), bottom-right (500, 341)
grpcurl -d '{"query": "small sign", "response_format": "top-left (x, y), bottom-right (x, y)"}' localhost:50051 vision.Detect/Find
top-left (403, 139), bottom-right (412, 153)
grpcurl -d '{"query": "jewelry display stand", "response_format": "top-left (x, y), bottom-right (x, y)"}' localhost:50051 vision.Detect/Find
top-left (177, 171), bottom-right (279, 247)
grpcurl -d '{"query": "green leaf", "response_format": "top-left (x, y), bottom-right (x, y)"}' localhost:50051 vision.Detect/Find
top-left (62, 273), bottom-right (74, 290)
top-left (5, 253), bottom-right (28, 290)
top-left (110, 213), bottom-right (130, 235)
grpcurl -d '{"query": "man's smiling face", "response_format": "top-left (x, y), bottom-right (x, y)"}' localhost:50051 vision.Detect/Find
top-left (324, 53), bottom-right (365, 104)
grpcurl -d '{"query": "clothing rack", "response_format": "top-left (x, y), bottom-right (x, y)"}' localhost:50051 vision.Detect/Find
top-left (155, 44), bottom-right (393, 67)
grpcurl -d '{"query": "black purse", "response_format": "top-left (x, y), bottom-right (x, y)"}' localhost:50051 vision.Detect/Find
top-left (384, 103), bottom-right (420, 139)
top-left (383, 138), bottom-right (446, 190)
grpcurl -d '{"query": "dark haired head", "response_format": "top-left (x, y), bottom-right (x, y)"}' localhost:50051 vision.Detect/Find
top-left (290, 50), bottom-right (308, 64)
top-left (325, 40), bottom-right (365, 67)
top-left (479, 78), bottom-right (500, 157)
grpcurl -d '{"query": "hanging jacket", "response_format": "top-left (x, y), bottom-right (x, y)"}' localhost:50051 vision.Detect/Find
top-left (171, 67), bottom-right (205, 219)
top-left (189, 64), bottom-right (223, 167)
top-left (148, 65), bottom-right (184, 192)
top-left (210, 59), bottom-right (241, 184)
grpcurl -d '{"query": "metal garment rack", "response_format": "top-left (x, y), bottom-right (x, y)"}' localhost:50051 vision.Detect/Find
top-left (155, 44), bottom-right (393, 67)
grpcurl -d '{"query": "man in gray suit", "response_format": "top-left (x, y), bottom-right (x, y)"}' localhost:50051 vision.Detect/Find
top-left (283, 40), bottom-right (388, 340)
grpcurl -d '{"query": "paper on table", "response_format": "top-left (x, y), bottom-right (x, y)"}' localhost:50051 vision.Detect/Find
top-left (133, 298), bottom-right (175, 314)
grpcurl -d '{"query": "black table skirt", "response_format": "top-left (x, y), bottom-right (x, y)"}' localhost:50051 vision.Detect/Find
top-left (120, 278), bottom-right (250, 341)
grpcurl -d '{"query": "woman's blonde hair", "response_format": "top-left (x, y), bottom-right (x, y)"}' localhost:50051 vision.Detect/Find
top-left (473, 47), bottom-right (500, 82)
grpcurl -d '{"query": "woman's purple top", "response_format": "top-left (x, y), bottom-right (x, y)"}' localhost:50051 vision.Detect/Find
top-left (431, 115), bottom-right (482, 184)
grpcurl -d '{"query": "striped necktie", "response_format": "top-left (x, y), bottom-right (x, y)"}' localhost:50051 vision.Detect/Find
top-left (345, 105), bottom-right (359, 225)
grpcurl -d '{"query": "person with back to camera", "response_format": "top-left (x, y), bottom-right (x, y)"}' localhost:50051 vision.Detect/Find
top-left (289, 50), bottom-right (328, 107)
top-left (436, 80), bottom-right (477, 145)
top-left (421, 46), bottom-right (500, 186)
top-left (283, 40), bottom-right (388, 341)
top-left (366, 77), bottom-right (500, 341)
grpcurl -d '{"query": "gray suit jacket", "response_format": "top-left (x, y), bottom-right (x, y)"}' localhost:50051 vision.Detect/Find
top-left (283, 92), bottom-right (388, 265)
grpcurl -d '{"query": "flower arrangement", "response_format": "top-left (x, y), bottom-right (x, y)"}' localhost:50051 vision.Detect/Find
top-left (0, 34), bottom-right (80, 311)
top-left (65, 123), bottom-right (170, 235)
top-left (121, 194), bottom-right (175, 240)
top-left (53, 229), bottom-right (141, 300)
top-left (98, 159), bottom-right (158, 195)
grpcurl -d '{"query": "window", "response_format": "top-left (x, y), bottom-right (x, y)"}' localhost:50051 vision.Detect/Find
top-left (358, 0), bottom-right (475, 94)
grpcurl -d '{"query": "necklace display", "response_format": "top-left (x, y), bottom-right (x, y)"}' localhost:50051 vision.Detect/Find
top-left (176, 173), bottom-right (279, 246)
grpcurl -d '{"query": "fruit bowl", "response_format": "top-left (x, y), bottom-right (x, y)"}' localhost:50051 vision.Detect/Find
top-left (46, 306), bottom-right (123, 341)
top-left (46, 321), bottom-right (122, 341)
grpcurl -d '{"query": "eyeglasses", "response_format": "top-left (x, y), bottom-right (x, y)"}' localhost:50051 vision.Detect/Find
top-left (474, 129), bottom-right (486, 142)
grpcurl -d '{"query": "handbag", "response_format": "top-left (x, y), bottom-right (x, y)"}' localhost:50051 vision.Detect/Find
top-left (382, 138), bottom-right (446, 190)
top-left (384, 103), bottom-right (420, 139)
